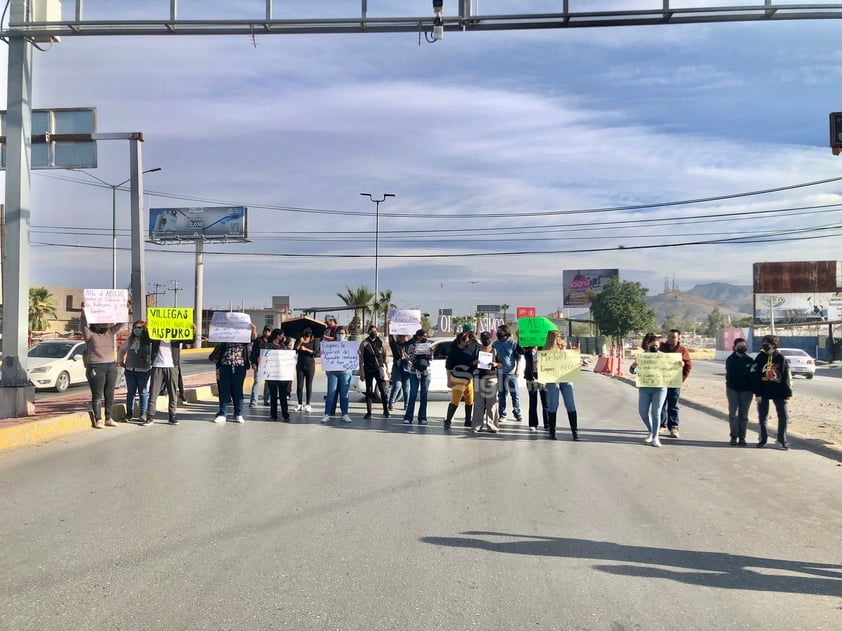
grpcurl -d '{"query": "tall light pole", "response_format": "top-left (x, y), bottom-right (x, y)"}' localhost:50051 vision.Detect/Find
top-left (74, 167), bottom-right (162, 288)
top-left (360, 192), bottom-right (395, 323)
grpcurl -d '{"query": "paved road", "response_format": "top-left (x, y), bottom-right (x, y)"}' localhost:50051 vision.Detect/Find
top-left (4, 371), bottom-right (840, 630)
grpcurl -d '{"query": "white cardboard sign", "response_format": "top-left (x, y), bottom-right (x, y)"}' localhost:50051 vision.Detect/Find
top-left (388, 309), bottom-right (422, 335)
top-left (208, 311), bottom-right (253, 343)
top-left (257, 349), bottom-right (297, 381)
top-left (320, 341), bottom-right (360, 372)
top-left (83, 288), bottom-right (130, 324)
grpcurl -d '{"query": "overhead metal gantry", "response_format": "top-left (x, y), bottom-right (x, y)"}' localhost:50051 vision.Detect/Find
top-left (4, 0), bottom-right (842, 401)
top-left (4, 1), bottom-right (842, 38)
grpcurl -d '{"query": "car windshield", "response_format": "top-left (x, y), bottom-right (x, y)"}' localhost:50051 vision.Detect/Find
top-left (28, 343), bottom-right (73, 358)
top-left (779, 349), bottom-right (808, 357)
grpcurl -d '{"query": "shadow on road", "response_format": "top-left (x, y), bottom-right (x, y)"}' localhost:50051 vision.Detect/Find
top-left (420, 531), bottom-right (842, 597)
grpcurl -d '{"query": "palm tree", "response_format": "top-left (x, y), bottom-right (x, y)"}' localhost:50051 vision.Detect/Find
top-left (375, 289), bottom-right (395, 332)
top-left (500, 303), bottom-right (510, 325)
top-left (336, 285), bottom-right (375, 335)
top-left (29, 286), bottom-right (57, 332)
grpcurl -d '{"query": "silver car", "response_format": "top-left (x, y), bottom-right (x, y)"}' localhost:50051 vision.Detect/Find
top-left (777, 348), bottom-right (816, 379)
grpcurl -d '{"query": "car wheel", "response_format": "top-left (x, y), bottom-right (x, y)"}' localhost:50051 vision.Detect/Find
top-left (806, 374), bottom-right (814, 379)
top-left (54, 371), bottom-right (70, 392)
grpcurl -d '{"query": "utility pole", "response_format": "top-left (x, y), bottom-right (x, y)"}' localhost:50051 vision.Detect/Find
top-left (169, 280), bottom-right (182, 307)
top-left (147, 282), bottom-right (167, 308)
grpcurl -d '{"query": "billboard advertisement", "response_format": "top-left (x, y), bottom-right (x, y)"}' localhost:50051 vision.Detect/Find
top-left (754, 292), bottom-right (842, 324)
top-left (563, 269), bottom-right (618, 307)
top-left (148, 206), bottom-right (247, 241)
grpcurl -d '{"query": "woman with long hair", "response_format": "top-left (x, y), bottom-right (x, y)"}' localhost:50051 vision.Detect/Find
top-left (117, 319), bottom-right (152, 421)
top-left (542, 330), bottom-right (578, 440)
top-left (444, 332), bottom-right (474, 431)
top-left (629, 332), bottom-right (667, 447)
top-left (294, 327), bottom-right (317, 412)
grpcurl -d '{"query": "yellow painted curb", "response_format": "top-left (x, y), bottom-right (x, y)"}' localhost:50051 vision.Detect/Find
top-left (0, 411), bottom-right (93, 452)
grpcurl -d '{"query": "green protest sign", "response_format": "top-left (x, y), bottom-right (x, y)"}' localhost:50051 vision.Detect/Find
top-left (517, 317), bottom-right (558, 347)
top-left (147, 307), bottom-right (194, 340)
top-left (537, 349), bottom-right (581, 383)
top-left (633, 352), bottom-right (683, 388)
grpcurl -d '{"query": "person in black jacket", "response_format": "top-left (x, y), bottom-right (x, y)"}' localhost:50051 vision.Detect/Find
top-left (750, 334), bottom-right (793, 449)
top-left (358, 325), bottom-right (390, 420)
top-left (444, 332), bottom-right (475, 431)
top-left (725, 337), bottom-right (753, 446)
top-left (522, 346), bottom-right (549, 432)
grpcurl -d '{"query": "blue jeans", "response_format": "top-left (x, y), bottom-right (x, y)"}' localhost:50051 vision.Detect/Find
top-left (124, 368), bottom-right (150, 418)
top-left (324, 371), bottom-right (351, 416)
top-left (660, 387), bottom-right (681, 429)
top-left (389, 369), bottom-right (410, 408)
top-left (639, 387), bottom-right (667, 435)
top-left (218, 364), bottom-right (247, 417)
top-left (497, 372), bottom-right (521, 417)
top-left (405, 370), bottom-right (431, 422)
top-left (545, 382), bottom-right (576, 413)
top-left (757, 397), bottom-right (788, 444)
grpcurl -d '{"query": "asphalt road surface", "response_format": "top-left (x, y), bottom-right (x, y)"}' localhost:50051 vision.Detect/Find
top-left (4, 371), bottom-right (841, 630)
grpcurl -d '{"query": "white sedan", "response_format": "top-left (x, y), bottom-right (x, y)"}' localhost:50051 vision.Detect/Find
top-left (27, 340), bottom-right (87, 392)
top-left (778, 347), bottom-right (816, 379)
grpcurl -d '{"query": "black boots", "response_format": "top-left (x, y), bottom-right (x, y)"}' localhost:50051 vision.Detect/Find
top-left (444, 403), bottom-right (458, 431)
top-left (548, 412), bottom-right (557, 440)
top-left (464, 404), bottom-right (473, 427)
top-left (568, 411), bottom-right (579, 440)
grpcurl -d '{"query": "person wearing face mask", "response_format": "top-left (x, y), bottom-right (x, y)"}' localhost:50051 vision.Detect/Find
top-left (629, 332), bottom-right (667, 447)
top-left (294, 328), bottom-right (317, 413)
top-left (142, 323), bottom-right (196, 426)
top-left (80, 301), bottom-right (126, 429)
top-left (658, 328), bottom-right (692, 438)
top-left (387, 334), bottom-right (411, 412)
top-left (404, 329), bottom-right (433, 425)
top-left (472, 330), bottom-right (502, 433)
top-left (750, 334), bottom-right (792, 449)
top-left (117, 320), bottom-right (152, 421)
top-left (725, 337), bottom-right (753, 446)
top-left (321, 326), bottom-right (354, 424)
top-left (492, 325), bottom-right (524, 423)
top-left (359, 325), bottom-right (390, 420)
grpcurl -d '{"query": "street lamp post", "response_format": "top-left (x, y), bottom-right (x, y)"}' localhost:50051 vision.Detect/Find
top-left (75, 167), bottom-right (162, 288)
top-left (360, 192), bottom-right (395, 323)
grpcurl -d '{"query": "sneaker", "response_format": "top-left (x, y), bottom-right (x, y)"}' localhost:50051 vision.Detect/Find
top-left (529, 427), bottom-right (538, 433)
top-left (669, 428), bottom-right (679, 438)
top-left (304, 404), bottom-right (312, 413)
top-left (659, 426), bottom-right (669, 436)
top-left (419, 419), bottom-right (428, 425)
top-left (294, 404), bottom-right (302, 412)
top-left (653, 436), bottom-right (662, 447)
top-left (341, 414), bottom-right (353, 423)
top-left (141, 418), bottom-right (154, 427)
top-left (388, 404), bottom-right (394, 411)
top-left (729, 437), bottom-right (738, 445)
top-left (514, 413), bottom-right (523, 422)
top-left (168, 418), bottom-right (179, 425)
top-left (383, 410), bottom-right (390, 418)
top-left (738, 438), bottom-right (747, 447)
top-left (282, 416), bottom-right (291, 422)
top-left (320, 415), bottom-right (330, 423)
top-left (249, 402), bottom-right (256, 408)
top-left (403, 419), bottom-right (412, 424)
top-left (644, 435), bottom-right (654, 444)
top-left (234, 415), bottom-right (245, 423)
top-left (363, 413), bottom-right (372, 420)
top-left (213, 415), bottom-right (226, 423)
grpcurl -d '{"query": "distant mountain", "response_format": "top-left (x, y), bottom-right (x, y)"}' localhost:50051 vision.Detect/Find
top-left (647, 283), bottom-right (753, 323)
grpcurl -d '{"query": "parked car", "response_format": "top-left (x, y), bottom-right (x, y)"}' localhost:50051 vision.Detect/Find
top-left (777, 348), bottom-right (816, 379)
top-left (27, 340), bottom-right (87, 392)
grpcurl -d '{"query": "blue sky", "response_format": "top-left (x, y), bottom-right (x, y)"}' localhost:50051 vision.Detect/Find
top-left (3, 1), bottom-right (842, 318)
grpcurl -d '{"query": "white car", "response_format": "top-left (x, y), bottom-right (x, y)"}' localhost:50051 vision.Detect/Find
top-left (778, 348), bottom-right (816, 379)
top-left (27, 340), bottom-right (87, 392)
top-left (352, 338), bottom-right (454, 399)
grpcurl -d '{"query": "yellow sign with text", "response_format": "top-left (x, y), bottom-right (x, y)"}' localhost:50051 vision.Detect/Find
top-left (537, 349), bottom-right (581, 383)
top-left (633, 352), bottom-right (683, 388)
top-left (147, 307), bottom-right (194, 340)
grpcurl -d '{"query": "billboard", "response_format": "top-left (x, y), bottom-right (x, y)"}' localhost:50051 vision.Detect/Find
top-left (754, 292), bottom-right (842, 324)
top-left (148, 206), bottom-right (247, 241)
top-left (563, 269), bottom-right (618, 307)
top-left (753, 261), bottom-right (842, 323)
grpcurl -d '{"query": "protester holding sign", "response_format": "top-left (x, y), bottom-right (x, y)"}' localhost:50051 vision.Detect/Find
top-left (542, 330), bottom-right (579, 440)
top-left (264, 329), bottom-right (293, 422)
top-left (359, 325), bottom-right (390, 420)
top-left (80, 301), bottom-right (126, 429)
top-left (117, 320), bottom-right (153, 421)
top-left (404, 329), bottom-right (433, 425)
top-left (294, 328), bottom-right (317, 413)
top-left (629, 332), bottom-right (668, 447)
top-left (141, 323), bottom-right (196, 426)
top-left (522, 346), bottom-right (548, 432)
top-left (387, 334), bottom-right (411, 412)
top-left (213, 321), bottom-right (257, 424)
top-left (321, 326), bottom-right (354, 424)
top-left (472, 331), bottom-right (502, 433)
top-left (444, 332), bottom-right (475, 431)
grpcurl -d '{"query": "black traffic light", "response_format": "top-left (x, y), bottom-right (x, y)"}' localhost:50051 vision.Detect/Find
top-left (830, 112), bottom-right (842, 147)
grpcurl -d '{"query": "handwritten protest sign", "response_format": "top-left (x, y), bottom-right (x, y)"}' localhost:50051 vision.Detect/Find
top-left (257, 349), bottom-right (297, 381)
top-left (633, 352), bottom-right (683, 388)
top-left (208, 311), bottom-right (253, 343)
top-left (517, 316), bottom-right (558, 347)
top-left (83, 288), bottom-right (129, 324)
top-left (537, 349), bottom-right (581, 383)
top-left (477, 350), bottom-right (493, 370)
top-left (147, 308), bottom-right (194, 340)
top-left (320, 340), bottom-right (360, 371)
top-left (388, 309), bottom-right (422, 336)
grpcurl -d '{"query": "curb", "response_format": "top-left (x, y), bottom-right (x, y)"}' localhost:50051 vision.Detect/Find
top-left (0, 411), bottom-right (92, 452)
top-left (611, 374), bottom-right (842, 462)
